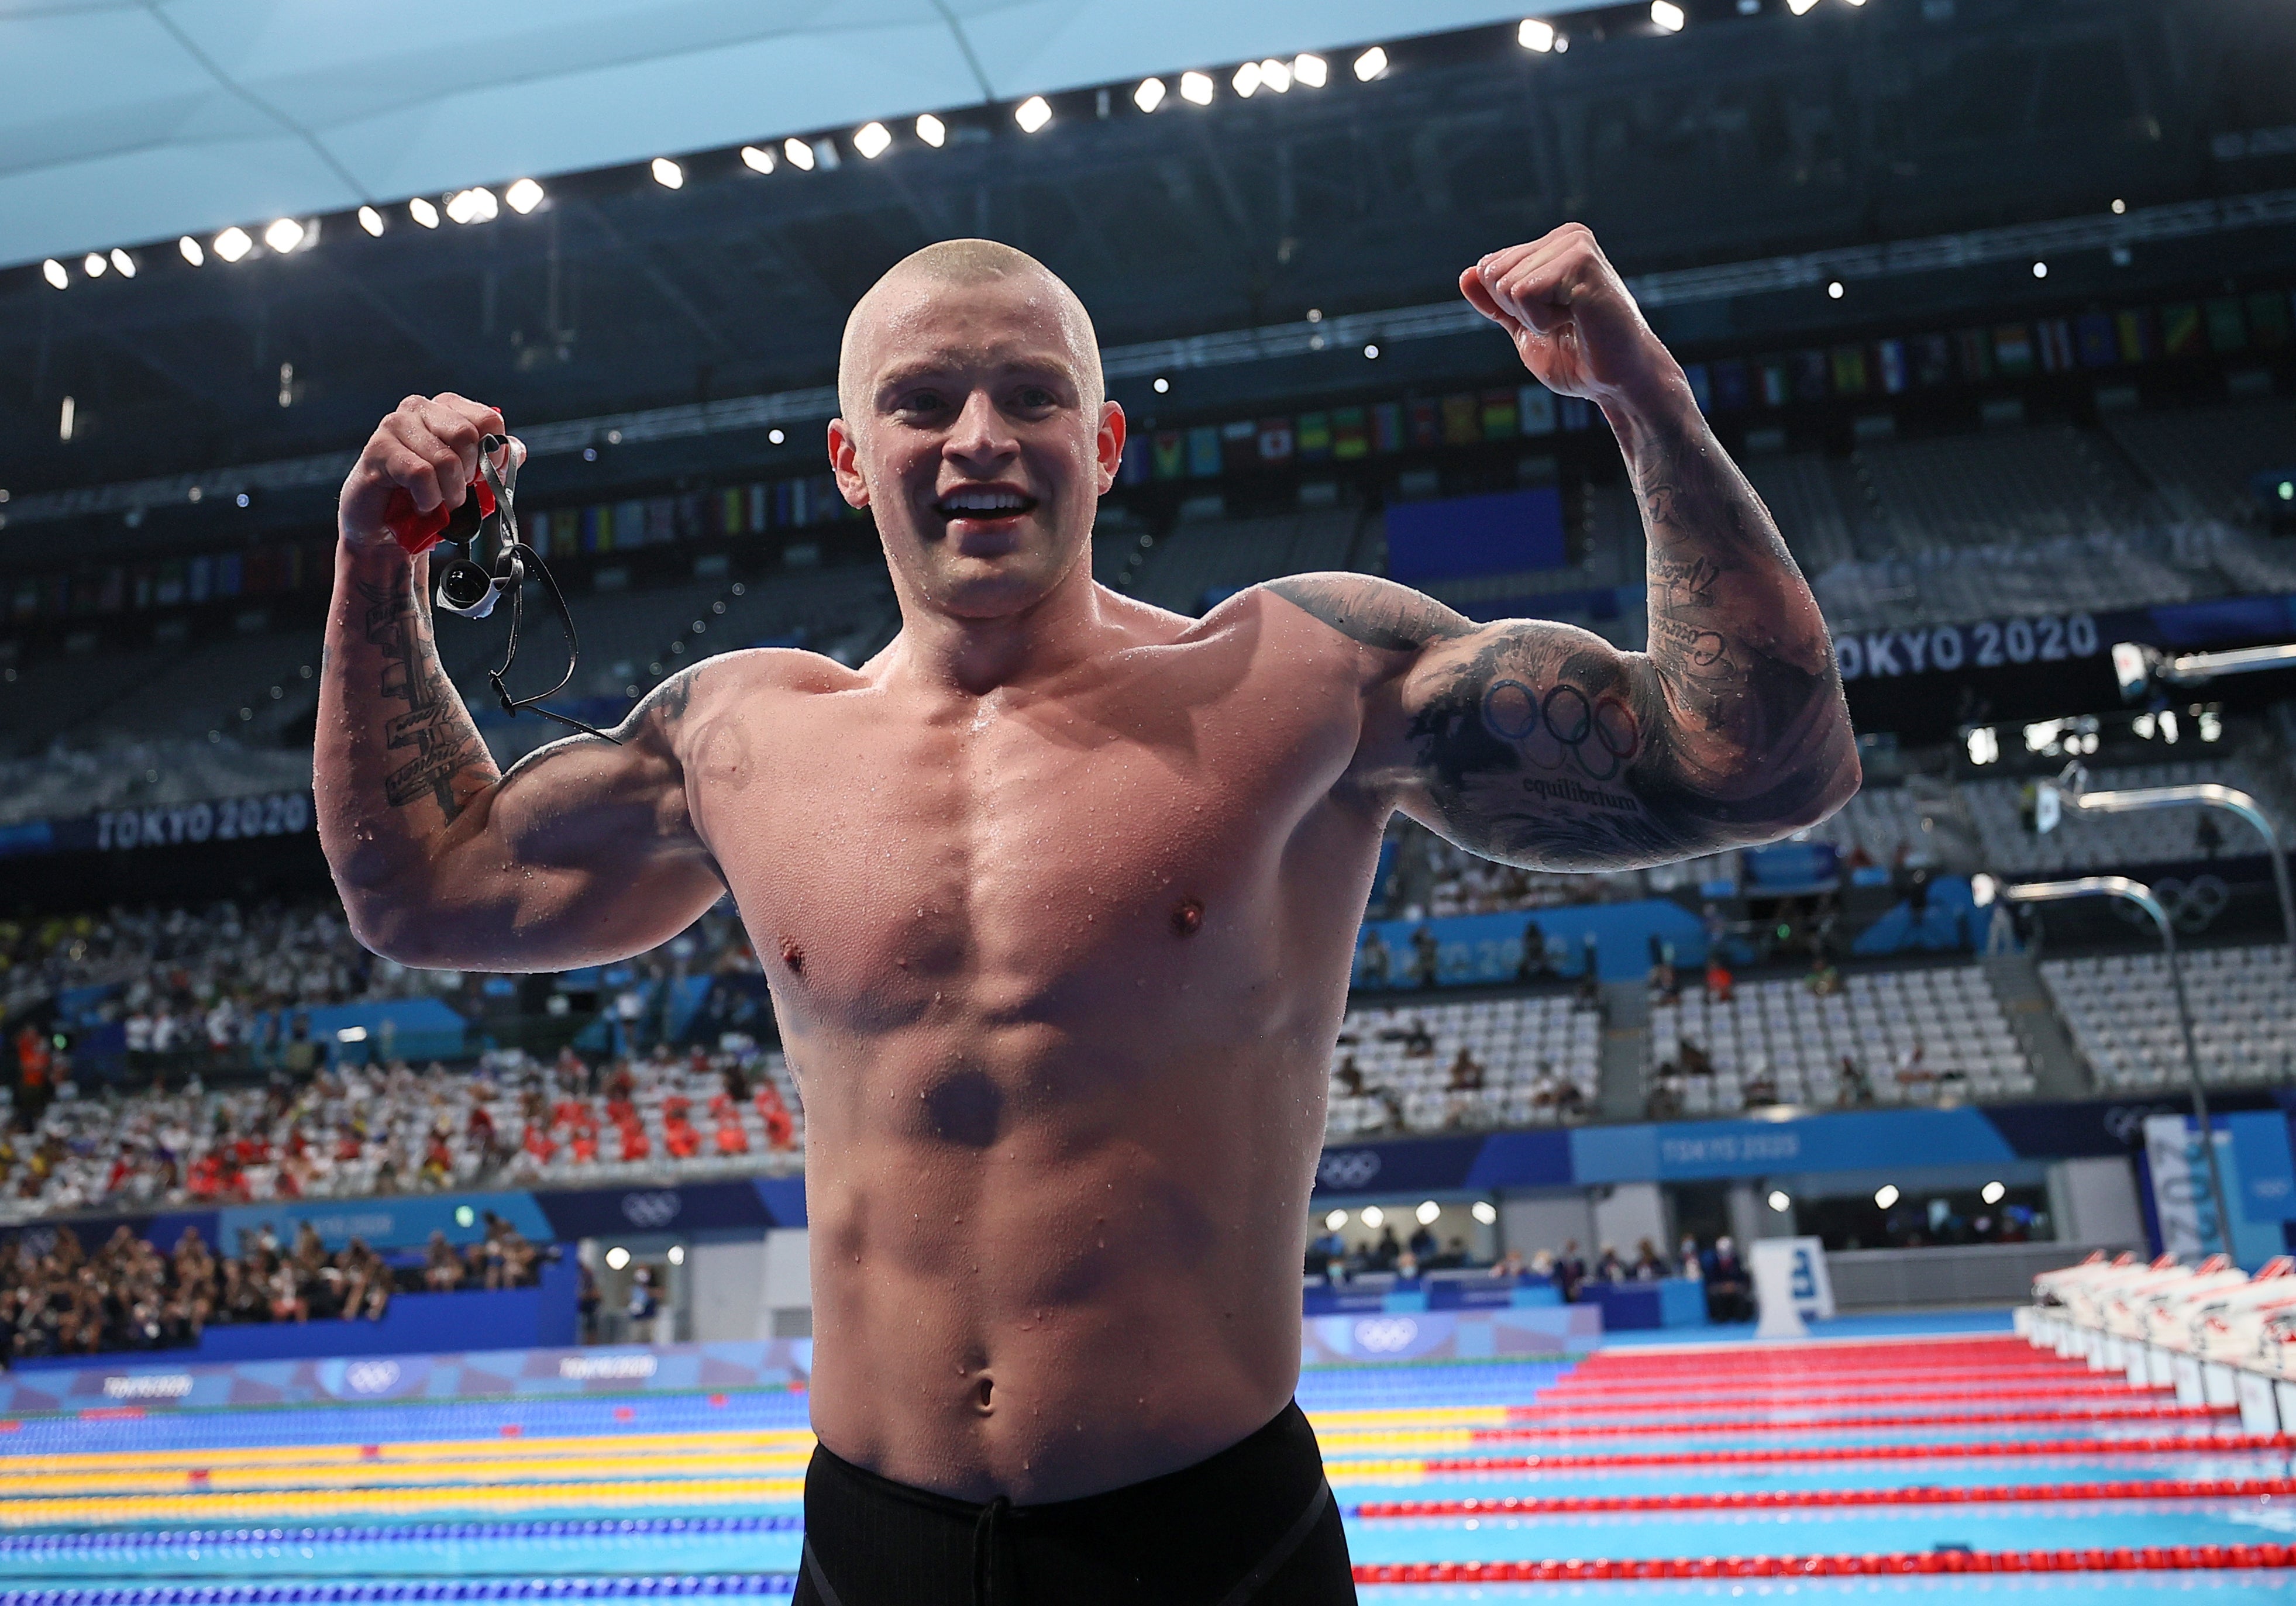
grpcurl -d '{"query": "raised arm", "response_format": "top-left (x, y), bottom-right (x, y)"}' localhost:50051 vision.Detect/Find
top-left (316, 394), bottom-right (725, 971)
top-left (1267, 226), bottom-right (1858, 871)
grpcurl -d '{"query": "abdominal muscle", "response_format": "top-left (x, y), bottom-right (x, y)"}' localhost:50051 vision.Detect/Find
top-left (797, 1021), bottom-right (1330, 1505)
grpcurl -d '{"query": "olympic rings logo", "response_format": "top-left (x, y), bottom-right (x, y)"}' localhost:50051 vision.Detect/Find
top-left (621, 1190), bottom-right (683, 1228)
top-left (1353, 1317), bottom-right (1420, 1353)
top-left (1483, 679), bottom-right (1637, 781)
top-left (343, 1359), bottom-right (402, 1394)
top-left (1317, 1150), bottom-right (1383, 1190)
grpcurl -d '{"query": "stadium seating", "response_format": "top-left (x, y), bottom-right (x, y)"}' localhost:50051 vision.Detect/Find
top-left (2104, 399), bottom-right (2296, 525)
top-left (1324, 992), bottom-right (1603, 1139)
top-left (1851, 426), bottom-right (2152, 555)
top-left (1122, 506), bottom-right (1364, 616)
top-left (1647, 966), bottom-right (2031, 1115)
top-left (2040, 943), bottom-right (2296, 1091)
top-left (1967, 759), bottom-right (2284, 875)
top-left (1740, 452), bottom-right (1858, 574)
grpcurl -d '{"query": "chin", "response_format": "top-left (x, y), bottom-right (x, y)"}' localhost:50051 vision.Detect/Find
top-left (920, 559), bottom-right (1061, 620)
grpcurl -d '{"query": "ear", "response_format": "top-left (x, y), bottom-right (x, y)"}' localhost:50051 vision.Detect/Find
top-left (827, 418), bottom-right (870, 508)
top-left (1094, 401), bottom-right (1127, 495)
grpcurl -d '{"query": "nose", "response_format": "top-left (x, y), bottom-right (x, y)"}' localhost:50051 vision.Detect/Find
top-left (944, 387), bottom-right (1019, 471)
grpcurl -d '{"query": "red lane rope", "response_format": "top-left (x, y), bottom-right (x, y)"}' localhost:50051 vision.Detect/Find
top-left (1454, 1405), bottom-right (2231, 1442)
top-left (1352, 1543), bottom-right (2296, 1584)
top-left (1357, 1475), bottom-right (2296, 1518)
top-left (1416, 1431), bottom-right (2292, 1473)
top-left (1537, 1380), bottom-right (2163, 1405)
top-left (1505, 1396), bottom-right (2204, 1422)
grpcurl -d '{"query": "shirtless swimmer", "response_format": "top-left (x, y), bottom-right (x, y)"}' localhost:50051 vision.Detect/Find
top-left (317, 224), bottom-right (1860, 1604)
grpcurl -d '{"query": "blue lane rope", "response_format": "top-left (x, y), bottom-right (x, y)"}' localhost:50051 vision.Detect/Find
top-left (0, 1518), bottom-right (802, 1552)
top-left (0, 1580), bottom-right (798, 1606)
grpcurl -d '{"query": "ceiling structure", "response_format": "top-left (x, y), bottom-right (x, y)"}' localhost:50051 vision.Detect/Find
top-left (2, 0), bottom-right (2293, 526)
top-left (0, 0), bottom-right (1586, 270)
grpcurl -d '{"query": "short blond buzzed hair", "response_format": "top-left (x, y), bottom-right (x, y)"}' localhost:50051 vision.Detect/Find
top-left (837, 239), bottom-right (1104, 418)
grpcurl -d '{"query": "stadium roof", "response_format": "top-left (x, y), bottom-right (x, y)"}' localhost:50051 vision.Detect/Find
top-left (0, 0), bottom-right (1581, 271)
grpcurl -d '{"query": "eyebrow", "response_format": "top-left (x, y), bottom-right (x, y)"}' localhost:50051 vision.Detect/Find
top-left (872, 350), bottom-right (1078, 401)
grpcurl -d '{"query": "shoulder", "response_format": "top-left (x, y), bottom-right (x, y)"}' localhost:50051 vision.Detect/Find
top-left (1252, 573), bottom-right (1475, 654)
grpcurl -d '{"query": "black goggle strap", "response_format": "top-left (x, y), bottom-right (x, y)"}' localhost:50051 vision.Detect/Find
top-left (474, 436), bottom-right (622, 747)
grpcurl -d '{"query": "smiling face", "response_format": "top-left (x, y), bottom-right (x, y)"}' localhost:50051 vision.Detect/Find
top-left (830, 244), bottom-right (1123, 621)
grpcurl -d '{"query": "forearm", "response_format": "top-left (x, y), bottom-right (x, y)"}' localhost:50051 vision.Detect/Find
top-left (1606, 383), bottom-right (1857, 808)
top-left (314, 539), bottom-right (500, 949)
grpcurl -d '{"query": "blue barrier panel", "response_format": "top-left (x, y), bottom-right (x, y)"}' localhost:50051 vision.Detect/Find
top-left (1300, 1304), bottom-right (1601, 1363)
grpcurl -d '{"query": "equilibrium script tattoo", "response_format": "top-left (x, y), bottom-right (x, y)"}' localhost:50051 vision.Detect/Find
top-left (360, 571), bottom-right (489, 819)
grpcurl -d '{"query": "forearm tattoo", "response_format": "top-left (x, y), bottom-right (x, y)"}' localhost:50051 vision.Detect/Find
top-left (1269, 416), bottom-right (1854, 871)
top-left (358, 569), bottom-right (492, 820)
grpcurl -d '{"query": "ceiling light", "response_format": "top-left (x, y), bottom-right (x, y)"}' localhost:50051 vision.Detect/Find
top-left (1260, 58), bottom-right (1292, 92)
top-left (1415, 1200), bottom-right (1441, 1226)
top-left (767, 428), bottom-right (784, 444)
top-left (604, 1246), bottom-right (630, 1270)
top-left (784, 137), bottom-right (815, 171)
top-left (505, 178), bottom-right (545, 215)
top-left (1360, 1205), bottom-right (1385, 1228)
top-left (1134, 76), bottom-right (1167, 112)
top-left (1874, 1184), bottom-right (1900, 1209)
top-left (1651, 1), bottom-right (1686, 30)
top-left (1471, 1200), bottom-right (1498, 1225)
top-left (916, 113), bottom-right (947, 147)
top-left (1324, 1209), bottom-right (1347, 1231)
top-left (1233, 61), bottom-right (1262, 97)
top-left (651, 157), bottom-right (684, 189)
top-left (853, 120), bottom-right (892, 159)
top-left (1827, 280), bottom-right (1844, 298)
top-left (178, 236), bottom-right (204, 266)
top-left (1519, 18), bottom-right (1557, 50)
top-left (214, 226), bottom-right (254, 261)
top-left (1353, 46), bottom-right (1389, 80)
top-left (444, 188), bottom-right (496, 224)
top-left (741, 144), bottom-right (776, 174)
top-left (1015, 95), bottom-right (1052, 133)
top-left (1981, 1181), bottom-right (2007, 1205)
top-left (264, 217), bottom-right (305, 252)
top-left (1180, 70), bottom-right (1215, 105)
top-left (1152, 377), bottom-right (1169, 394)
top-left (666, 1245), bottom-right (685, 1266)
top-left (1789, 0), bottom-right (1820, 12)
top-left (1768, 1190), bottom-right (1791, 1212)
top-left (2111, 198), bottom-right (2126, 214)
top-left (42, 258), bottom-right (67, 289)
top-left (357, 205), bottom-right (384, 236)
top-left (110, 248), bottom-right (135, 278)
top-left (1294, 53), bottom-right (1328, 88)
top-left (1364, 342), bottom-right (1381, 359)
top-left (59, 396), bottom-right (75, 442)
top-left (2032, 260), bottom-right (2048, 278)
top-left (408, 198), bottom-right (439, 229)
top-left (82, 251), bottom-right (106, 278)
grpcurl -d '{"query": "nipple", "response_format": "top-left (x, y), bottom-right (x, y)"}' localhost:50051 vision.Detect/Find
top-left (1171, 898), bottom-right (1204, 938)
top-left (779, 937), bottom-right (805, 976)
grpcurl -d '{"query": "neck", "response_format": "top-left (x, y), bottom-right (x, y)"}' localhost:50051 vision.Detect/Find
top-left (890, 550), bottom-right (1109, 695)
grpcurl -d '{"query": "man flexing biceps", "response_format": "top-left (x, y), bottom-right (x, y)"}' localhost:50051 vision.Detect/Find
top-left (317, 224), bottom-right (1854, 1606)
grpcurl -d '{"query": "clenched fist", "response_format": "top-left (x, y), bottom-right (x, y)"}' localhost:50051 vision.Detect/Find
top-left (1459, 225), bottom-right (1684, 412)
top-left (339, 392), bottom-right (522, 549)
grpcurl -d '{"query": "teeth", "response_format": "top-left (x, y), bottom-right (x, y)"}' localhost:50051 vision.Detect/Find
top-left (942, 490), bottom-right (1027, 513)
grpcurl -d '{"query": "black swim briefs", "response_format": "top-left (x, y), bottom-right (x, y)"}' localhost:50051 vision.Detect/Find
top-left (791, 1399), bottom-right (1357, 1606)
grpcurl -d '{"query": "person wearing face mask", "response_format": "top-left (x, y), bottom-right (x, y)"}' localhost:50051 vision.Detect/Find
top-left (317, 227), bottom-right (1856, 1605)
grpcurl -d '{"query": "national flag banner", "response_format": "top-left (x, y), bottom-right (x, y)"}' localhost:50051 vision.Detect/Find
top-left (1954, 328), bottom-right (1992, 381)
top-left (2036, 319), bottom-right (2075, 373)
top-left (2248, 291), bottom-right (2292, 350)
top-left (1440, 394), bottom-right (1480, 446)
top-left (2205, 297), bottom-right (2248, 353)
top-left (1709, 361), bottom-right (1748, 411)
top-left (1875, 339), bottom-right (1908, 395)
top-left (1829, 345), bottom-right (1868, 395)
top-left (1480, 388), bottom-right (1519, 439)
top-left (1258, 417), bottom-right (1295, 462)
top-left (2075, 314), bottom-right (2116, 368)
top-left (1297, 411), bottom-right (1333, 461)
top-left (1152, 430), bottom-right (1186, 479)
top-left (1371, 401), bottom-right (1405, 453)
top-left (1331, 406), bottom-right (1368, 460)
top-left (1409, 398), bottom-right (1441, 449)
top-left (1221, 419), bottom-right (1257, 461)
top-left (1558, 396), bottom-right (1593, 431)
top-left (1914, 334), bottom-right (1953, 387)
top-left (1991, 324), bottom-right (2034, 375)
top-left (2116, 308), bottom-right (2156, 363)
top-left (1758, 360), bottom-right (1789, 407)
top-left (1517, 384), bottom-right (1557, 434)
top-left (1793, 349), bottom-right (1829, 401)
top-left (720, 488), bottom-right (744, 537)
top-left (1186, 425), bottom-right (1222, 477)
top-left (1118, 436), bottom-right (1151, 485)
top-left (2160, 302), bottom-right (2203, 356)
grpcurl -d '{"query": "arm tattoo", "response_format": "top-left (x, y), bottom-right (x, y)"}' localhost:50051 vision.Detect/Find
top-left (358, 571), bottom-right (491, 820)
top-left (493, 661), bottom-right (704, 796)
top-left (1263, 576), bottom-right (1473, 652)
top-left (1271, 413), bottom-right (1856, 872)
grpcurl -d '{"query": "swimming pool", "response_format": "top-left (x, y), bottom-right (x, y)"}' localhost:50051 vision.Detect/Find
top-left (5, 1327), bottom-right (2292, 1601)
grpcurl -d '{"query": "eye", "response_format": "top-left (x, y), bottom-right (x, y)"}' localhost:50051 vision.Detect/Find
top-left (897, 388), bottom-right (950, 416)
top-left (1013, 385), bottom-right (1058, 411)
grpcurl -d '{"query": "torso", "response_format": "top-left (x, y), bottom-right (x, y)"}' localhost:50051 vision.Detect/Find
top-left (680, 587), bottom-right (1384, 1501)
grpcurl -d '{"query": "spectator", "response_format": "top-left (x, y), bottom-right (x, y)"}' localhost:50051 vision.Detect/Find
top-left (1702, 1236), bottom-right (1753, 1322)
top-left (1555, 1239), bottom-right (1586, 1301)
top-left (1593, 1244), bottom-right (1627, 1283)
top-left (1705, 956), bottom-right (1734, 1004)
top-left (1677, 1235), bottom-right (1703, 1281)
top-left (1631, 1238), bottom-right (1668, 1280)
top-left (1411, 926), bottom-right (1441, 989)
top-left (1490, 1247), bottom-right (1527, 1280)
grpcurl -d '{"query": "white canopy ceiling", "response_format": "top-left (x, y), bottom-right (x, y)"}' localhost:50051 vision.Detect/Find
top-left (0, 0), bottom-right (1569, 270)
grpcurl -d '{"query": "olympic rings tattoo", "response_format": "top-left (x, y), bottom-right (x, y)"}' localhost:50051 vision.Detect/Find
top-left (1481, 677), bottom-right (1639, 781)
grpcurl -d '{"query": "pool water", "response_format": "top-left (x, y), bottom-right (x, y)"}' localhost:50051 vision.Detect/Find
top-left (4, 1328), bottom-right (2292, 1600)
